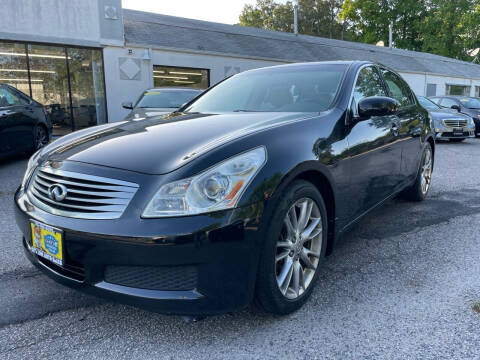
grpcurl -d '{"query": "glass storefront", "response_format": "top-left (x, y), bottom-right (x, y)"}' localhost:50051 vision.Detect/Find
top-left (153, 65), bottom-right (209, 89)
top-left (0, 42), bottom-right (29, 95)
top-left (0, 41), bottom-right (106, 136)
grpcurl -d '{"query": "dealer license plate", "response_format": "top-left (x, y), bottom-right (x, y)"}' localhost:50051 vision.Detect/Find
top-left (30, 220), bottom-right (64, 266)
top-left (453, 128), bottom-right (464, 136)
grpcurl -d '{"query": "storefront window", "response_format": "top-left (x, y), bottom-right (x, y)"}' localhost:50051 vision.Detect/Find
top-left (0, 41), bottom-right (106, 137)
top-left (153, 65), bottom-right (209, 89)
top-left (0, 41), bottom-right (29, 95)
top-left (67, 48), bottom-right (106, 130)
top-left (476, 86), bottom-right (480, 98)
top-left (28, 44), bottom-right (72, 136)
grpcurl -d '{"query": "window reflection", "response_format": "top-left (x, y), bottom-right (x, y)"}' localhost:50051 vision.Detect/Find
top-left (0, 41), bottom-right (29, 95)
top-left (68, 48), bottom-right (106, 130)
top-left (28, 44), bottom-right (72, 136)
top-left (0, 42), bottom-right (107, 137)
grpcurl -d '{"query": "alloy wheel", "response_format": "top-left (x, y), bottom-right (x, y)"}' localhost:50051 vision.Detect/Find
top-left (275, 197), bottom-right (323, 300)
top-left (35, 126), bottom-right (48, 150)
top-left (420, 147), bottom-right (432, 195)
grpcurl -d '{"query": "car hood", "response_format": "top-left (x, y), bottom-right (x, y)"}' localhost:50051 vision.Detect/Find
top-left (428, 109), bottom-right (471, 121)
top-left (123, 107), bottom-right (175, 121)
top-left (42, 112), bottom-right (313, 174)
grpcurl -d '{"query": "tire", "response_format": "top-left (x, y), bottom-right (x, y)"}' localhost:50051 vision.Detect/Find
top-left (401, 143), bottom-right (433, 201)
top-left (254, 180), bottom-right (328, 315)
top-left (449, 138), bottom-right (465, 142)
top-left (33, 125), bottom-right (49, 151)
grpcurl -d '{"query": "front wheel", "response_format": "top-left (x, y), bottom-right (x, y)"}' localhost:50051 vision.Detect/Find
top-left (255, 180), bottom-right (327, 314)
top-left (401, 143), bottom-right (433, 201)
top-left (34, 125), bottom-right (49, 151)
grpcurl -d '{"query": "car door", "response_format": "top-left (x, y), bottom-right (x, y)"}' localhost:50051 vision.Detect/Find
top-left (345, 65), bottom-right (403, 219)
top-left (0, 86), bottom-right (34, 154)
top-left (380, 68), bottom-right (424, 184)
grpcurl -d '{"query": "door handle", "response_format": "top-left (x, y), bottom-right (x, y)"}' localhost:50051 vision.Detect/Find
top-left (391, 123), bottom-right (399, 136)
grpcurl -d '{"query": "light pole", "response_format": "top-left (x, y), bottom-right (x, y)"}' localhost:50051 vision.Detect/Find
top-left (294, 0), bottom-right (299, 35)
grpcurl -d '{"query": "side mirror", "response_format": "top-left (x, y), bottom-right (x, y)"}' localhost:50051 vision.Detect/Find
top-left (122, 102), bottom-right (133, 110)
top-left (357, 96), bottom-right (399, 118)
top-left (451, 104), bottom-right (461, 111)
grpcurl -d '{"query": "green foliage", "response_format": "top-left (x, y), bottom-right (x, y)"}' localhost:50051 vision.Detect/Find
top-left (239, 0), bottom-right (346, 39)
top-left (238, 0), bottom-right (480, 60)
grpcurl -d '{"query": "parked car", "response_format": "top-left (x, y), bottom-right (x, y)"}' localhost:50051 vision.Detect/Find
top-left (15, 61), bottom-right (434, 316)
top-left (429, 95), bottom-right (480, 137)
top-left (122, 87), bottom-right (202, 120)
top-left (417, 95), bottom-right (475, 142)
top-left (0, 83), bottom-right (51, 159)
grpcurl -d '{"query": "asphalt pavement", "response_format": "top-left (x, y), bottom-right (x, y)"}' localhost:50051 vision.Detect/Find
top-left (1, 139), bottom-right (479, 359)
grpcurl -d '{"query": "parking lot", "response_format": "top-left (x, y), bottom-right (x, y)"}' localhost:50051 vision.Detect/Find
top-left (1, 139), bottom-right (479, 359)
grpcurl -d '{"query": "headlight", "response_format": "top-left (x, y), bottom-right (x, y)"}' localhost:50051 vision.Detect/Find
top-left (21, 150), bottom-right (42, 190)
top-left (142, 147), bottom-right (267, 218)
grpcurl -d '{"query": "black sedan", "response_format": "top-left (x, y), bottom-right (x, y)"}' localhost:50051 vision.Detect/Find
top-left (429, 95), bottom-right (480, 137)
top-left (15, 61), bottom-right (434, 316)
top-left (122, 87), bottom-right (202, 121)
top-left (0, 83), bottom-right (51, 159)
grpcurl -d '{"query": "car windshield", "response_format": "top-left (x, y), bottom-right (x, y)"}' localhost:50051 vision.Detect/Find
top-left (418, 96), bottom-right (441, 110)
top-left (135, 90), bottom-right (200, 109)
top-left (457, 97), bottom-right (480, 109)
top-left (184, 64), bottom-right (347, 113)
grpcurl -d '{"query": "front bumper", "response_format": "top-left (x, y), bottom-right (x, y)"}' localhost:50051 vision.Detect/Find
top-left (433, 123), bottom-right (475, 139)
top-left (15, 188), bottom-right (265, 315)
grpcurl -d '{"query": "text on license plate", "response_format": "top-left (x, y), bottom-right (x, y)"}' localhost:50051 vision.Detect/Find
top-left (30, 220), bottom-right (63, 266)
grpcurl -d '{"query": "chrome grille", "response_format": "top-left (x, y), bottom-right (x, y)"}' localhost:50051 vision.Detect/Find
top-left (443, 119), bottom-right (468, 128)
top-left (27, 166), bottom-right (139, 219)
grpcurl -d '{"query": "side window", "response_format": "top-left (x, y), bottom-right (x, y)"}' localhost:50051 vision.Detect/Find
top-left (381, 69), bottom-right (414, 107)
top-left (0, 87), bottom-right (28, 107)
top-left (353, 66), bottom-right (386, 105)
top-left (439, 98), bottom-right (458, 108)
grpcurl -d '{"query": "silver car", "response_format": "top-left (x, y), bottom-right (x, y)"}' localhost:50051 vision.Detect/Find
top-left (418, 96), bottom-right (475, 142)
top-left (122, 87), bottom-right (202, 121)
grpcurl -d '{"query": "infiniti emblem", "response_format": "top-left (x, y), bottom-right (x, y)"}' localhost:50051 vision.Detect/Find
top-left (48, 184), bottom-right (68, 202)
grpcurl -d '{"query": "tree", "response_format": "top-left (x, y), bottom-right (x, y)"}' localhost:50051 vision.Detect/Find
top-left (421, 0), bottom-right (480, 60)
top-left (339, 0), bottom-right (426, 51)
top-left (238, 0), bottom-right (480, 61)
top-left (239, 0), bottom-right (345, 39)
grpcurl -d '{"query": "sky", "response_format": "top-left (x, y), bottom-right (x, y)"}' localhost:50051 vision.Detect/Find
top-left (121, 0), bottom-right (267, 24)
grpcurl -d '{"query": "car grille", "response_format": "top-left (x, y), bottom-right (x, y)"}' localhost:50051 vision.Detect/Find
top-left (27, 165), bottom-right (139, 219)
top-left (443, 119), bottom-right (468, 128)
top-left (104, 265), bottom-right (198, 291)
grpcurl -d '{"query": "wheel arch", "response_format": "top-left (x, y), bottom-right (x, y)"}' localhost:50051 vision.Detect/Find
top-left (271, 164), bottom-right (337, 256)
top-left (426, 135), bottom-right (435, 168)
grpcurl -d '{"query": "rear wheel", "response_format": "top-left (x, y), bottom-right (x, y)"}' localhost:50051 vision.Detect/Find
top-left (401, 143), bottom-right (433, 201)
top-left (255, 180), bottom-right (327, 314)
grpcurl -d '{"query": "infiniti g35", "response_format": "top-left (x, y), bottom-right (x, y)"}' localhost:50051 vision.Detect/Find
top-left (15, 61), bottom-right (435, 315)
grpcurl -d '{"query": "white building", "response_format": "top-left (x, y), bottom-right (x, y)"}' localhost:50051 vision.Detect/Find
top-left (1, 0), bottom-right (480, 135)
